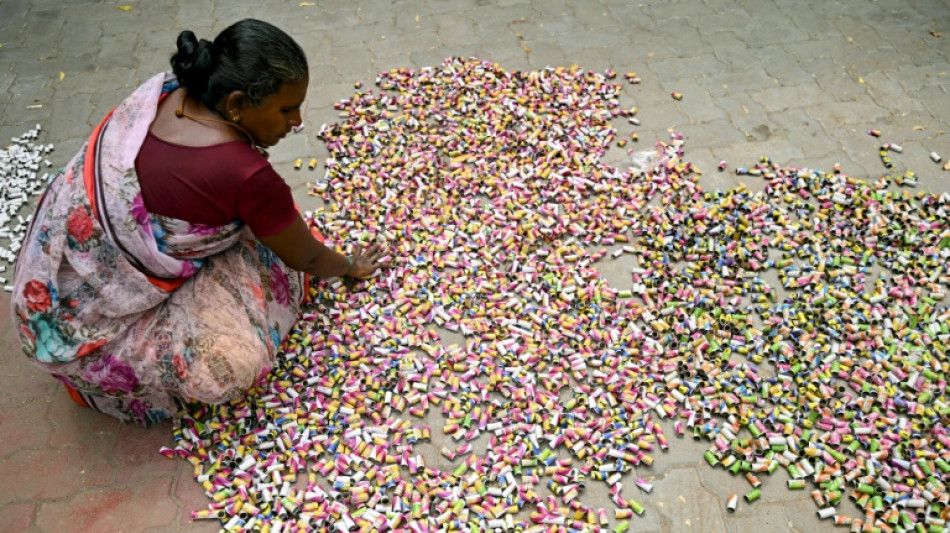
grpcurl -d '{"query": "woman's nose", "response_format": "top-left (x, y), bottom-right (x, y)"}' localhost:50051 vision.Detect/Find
top-left (290, 112), bottom-right (304, 132)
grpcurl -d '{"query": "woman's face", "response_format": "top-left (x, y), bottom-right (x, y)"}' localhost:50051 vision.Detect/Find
top-left (239, 76), bottom-right (308, 148)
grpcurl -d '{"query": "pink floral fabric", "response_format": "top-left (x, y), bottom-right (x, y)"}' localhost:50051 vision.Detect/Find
top-left (11, 73), bottom-right (305, 425)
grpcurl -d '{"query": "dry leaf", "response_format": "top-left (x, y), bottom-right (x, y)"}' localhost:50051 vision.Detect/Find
top-left (118, 5), bottom-right (133, 11)
top-left (300, 1), bottom-right (315, 5)
top-left (59, 71), bottom-right (65, 81)
top-left (678, 496), bottom-right (687, 503)
top-left (914, 125), bottom-right (926, 131)
top-left (742, 105), bottom-right (749, 114)
top-left (522, 46), bottom-right (532, 53)
top-left (930, 30), bottom-right (942, 37)
top-left (415, 14), bottom-right (420, 22)
top-left (858, 76), bottom-right (865, 84)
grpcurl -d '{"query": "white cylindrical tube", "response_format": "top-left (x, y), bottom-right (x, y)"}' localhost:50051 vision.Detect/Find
top-left (726, 493), bottom-right (738, 513)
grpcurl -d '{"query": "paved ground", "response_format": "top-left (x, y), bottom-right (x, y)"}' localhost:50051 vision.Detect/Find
top-left (1, 0), bottom-right (948, 532)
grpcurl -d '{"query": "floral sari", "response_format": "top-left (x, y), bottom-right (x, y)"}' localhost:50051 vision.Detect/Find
top-left (11, 72), bottom-right (305, 425)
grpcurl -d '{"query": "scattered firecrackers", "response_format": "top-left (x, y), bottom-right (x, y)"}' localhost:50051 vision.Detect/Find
top-left (163, 57), bottom-right (950, 533)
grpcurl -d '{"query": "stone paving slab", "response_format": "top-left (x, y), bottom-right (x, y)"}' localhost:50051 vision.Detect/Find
top-left (1, 0), bottom-right (948, 532)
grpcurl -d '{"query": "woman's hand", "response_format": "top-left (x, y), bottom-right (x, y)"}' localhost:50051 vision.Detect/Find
top-left (258, 216), bottom-right (391, 280)
top-left (347, 243), bottom-right (390, 278)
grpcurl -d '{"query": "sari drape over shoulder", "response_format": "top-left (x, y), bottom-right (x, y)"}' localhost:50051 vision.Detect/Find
top-left (11, 73), bottom-right (305, 425)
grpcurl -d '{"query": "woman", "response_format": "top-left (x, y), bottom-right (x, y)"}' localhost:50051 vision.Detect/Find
top-left (11, 19), bottom-right (387, 425)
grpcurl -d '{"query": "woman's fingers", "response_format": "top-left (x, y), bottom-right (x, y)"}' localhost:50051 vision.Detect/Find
top-left (354, 244), bottom-right (388, 262)
top-left (346, 243), bottom-right (391, 278)
top-left (362, 244), bottom-right (381, 258)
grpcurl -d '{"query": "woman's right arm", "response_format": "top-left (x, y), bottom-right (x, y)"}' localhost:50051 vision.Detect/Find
top-left (258, 215), bottom-right (388, 279)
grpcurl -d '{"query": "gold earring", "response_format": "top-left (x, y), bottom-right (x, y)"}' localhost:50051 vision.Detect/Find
top-left (232, 115), bottom-right (241, 123)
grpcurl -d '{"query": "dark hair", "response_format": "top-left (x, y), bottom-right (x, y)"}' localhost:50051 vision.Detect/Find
top-left (170, 19), bottom-right (307, 110)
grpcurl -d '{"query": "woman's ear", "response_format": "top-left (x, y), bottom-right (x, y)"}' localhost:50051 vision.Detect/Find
top-left (224, 90), bottom-right (248, 121)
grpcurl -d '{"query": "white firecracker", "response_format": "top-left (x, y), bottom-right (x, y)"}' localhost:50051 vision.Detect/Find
top-left (0, 125), bottom-right (53, 280)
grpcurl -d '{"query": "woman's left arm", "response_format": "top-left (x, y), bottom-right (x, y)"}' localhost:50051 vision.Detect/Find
top-left (258, 215), bottom-right (388, 279)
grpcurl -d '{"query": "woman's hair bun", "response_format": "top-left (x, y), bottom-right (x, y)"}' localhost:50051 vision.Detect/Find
top-left (169, 20), bottom-right (308, 111)
top-left (171, 30), bottom-right (213, 98)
